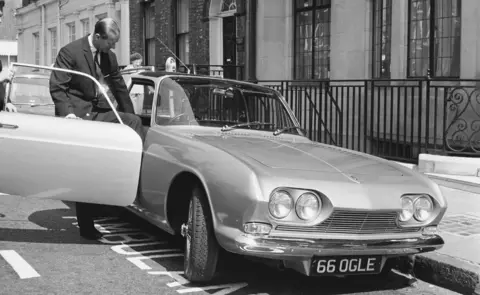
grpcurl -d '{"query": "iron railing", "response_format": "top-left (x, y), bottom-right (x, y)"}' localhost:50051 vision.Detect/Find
top-left (257, 79), bottom-right (480, 163)
top-left (177, 64), bottom-right (245, 80)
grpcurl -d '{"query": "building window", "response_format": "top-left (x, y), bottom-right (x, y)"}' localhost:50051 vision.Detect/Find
top-left (294, 0), bottom-right (331, 80)
top-left (408, 0), bottom-right (461, 78)
top-left (372, 0), bottom-right (392, 79)
top-left (81, 18), bottom-right (90, 37)
top-left (67, 22), bottom-right (76, 43)
top-left (176, 0), bottom-right (189, 65)
top-left (221, 0), bottom-right (236, 12)
top-left (145, 3), bottom-right (155, 66)
top-left (49, 28), bottom-right (57, 64)
top-left (33, 32), bottom-right (40, 65)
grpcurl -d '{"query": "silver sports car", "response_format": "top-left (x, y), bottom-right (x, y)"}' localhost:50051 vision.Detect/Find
top-left (0, 63), bottom-right (447, 283)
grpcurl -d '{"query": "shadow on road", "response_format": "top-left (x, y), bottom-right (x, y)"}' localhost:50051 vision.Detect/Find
top-left (0, 201), bottom-right (123, 245)
top-left (124, 211), bottom-right (413, 295)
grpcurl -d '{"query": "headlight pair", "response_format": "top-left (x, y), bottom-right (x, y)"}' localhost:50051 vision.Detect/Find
top-left (268, 190), bottom-right (321, 221)
top-left (399, 195), bottom-right (434, 222)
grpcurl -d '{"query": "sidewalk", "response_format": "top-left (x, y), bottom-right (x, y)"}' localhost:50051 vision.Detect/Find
top-left (414, 185), bottom-right (480, 295)
top-left (395, 160), bottom-right (480, 294)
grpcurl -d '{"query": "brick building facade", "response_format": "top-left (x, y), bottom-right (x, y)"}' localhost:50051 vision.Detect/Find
top-left (130, 0), bottom-right (477, 81)
top-left (130, 0), bottom-right (249, 79)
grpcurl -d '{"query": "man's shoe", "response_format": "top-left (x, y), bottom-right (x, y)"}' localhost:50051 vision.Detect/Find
top-left (80, 228), bottom-right (104, 240)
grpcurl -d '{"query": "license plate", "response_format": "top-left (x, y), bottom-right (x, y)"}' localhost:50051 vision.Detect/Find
top-left (311, 255), bottom-right (382, 275)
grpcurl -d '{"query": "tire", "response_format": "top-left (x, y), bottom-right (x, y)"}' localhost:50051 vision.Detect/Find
top-left (183, 186), bottom-right (219, 283)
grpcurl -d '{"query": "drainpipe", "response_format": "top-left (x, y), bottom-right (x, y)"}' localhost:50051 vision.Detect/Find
top-left (120, 0), bottom-right (130, 66)
top-left (41, 4), bottom-right (46, 65)
top-left (58, 1), bottom-right (61, 53)
top-left (245, 0), bottom-right (257, 83)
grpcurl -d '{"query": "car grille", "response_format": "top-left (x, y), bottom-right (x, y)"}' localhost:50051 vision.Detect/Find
top-left (275, 210), bottom-right (421, 234)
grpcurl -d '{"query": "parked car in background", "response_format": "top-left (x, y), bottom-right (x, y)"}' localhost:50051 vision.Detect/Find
top-left (0, 63), bottom-right (448, 284)
top-left (4, 71), bottom-right (54, 116)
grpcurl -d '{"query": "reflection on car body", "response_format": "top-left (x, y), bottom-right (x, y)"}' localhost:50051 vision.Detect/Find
top-left (0, 63), bottom-right (447, 284)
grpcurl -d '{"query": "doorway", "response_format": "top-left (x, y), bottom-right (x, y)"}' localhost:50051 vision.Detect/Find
top-left (222, 16), bottom-right (236, 79)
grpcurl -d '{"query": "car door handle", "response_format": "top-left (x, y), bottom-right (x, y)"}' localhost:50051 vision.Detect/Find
top-left (0, 122), bottom-right (19, 129)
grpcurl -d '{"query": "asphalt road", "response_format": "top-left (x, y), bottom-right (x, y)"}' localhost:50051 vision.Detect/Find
top-left (0, 194), bottom-right (461, 295)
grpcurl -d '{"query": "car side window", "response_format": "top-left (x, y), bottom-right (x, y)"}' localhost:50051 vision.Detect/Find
top-left (155, 78), bottom-right (197, 126)
top-left (128, 80), bottom-right (156, 125)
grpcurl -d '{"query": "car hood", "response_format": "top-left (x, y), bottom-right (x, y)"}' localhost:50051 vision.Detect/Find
top-left (192, 134), bottom-right (405, 177)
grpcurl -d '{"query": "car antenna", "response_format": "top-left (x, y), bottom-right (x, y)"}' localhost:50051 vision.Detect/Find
top-left (155, 37), bottom-right (191, 74)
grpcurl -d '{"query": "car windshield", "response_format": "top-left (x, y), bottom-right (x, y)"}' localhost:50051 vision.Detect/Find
top-left (155, 77), bottom-right (301, 135)
top-left (9, 75), bottom-right (52, 105)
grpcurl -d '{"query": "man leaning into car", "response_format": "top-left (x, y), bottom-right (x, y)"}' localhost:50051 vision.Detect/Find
top-left (49, 17), bottom-right (144, 240)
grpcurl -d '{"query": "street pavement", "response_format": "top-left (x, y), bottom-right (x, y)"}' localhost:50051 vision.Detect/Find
top-left (0, 193), bottom-right (463, 295)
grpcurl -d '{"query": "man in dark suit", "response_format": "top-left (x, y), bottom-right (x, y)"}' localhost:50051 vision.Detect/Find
top-left (50, 18), bottom-right (144, 240)
top-left (0, 60), bottom-right (17, 112)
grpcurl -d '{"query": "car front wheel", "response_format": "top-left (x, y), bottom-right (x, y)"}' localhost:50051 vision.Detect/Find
top-left (181, 186), bottom-right (219, 283)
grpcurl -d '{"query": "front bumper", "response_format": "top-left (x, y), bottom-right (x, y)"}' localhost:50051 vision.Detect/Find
top-left (230, 234), bottom-right (444, 276)
top-left (234, 234), bottom-right (444, 258)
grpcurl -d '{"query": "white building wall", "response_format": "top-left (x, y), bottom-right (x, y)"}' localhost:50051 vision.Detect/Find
top-left (15, 0), bottom-right (130, 67)
top-left (251, 0), bottom-right (478, 80)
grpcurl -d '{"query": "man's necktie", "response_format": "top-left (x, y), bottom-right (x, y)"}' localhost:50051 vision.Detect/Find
top-left (93, 51), bottom-right (106, 100)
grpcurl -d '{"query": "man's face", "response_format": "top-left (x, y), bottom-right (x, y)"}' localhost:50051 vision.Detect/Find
top-left (132, 59), bottom-right (142, 67)
top-left (94, 32), bottom-right (120, 53)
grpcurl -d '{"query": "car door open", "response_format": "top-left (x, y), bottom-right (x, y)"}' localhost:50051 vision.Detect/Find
top-left (0, 63), bottom-right (143, 206)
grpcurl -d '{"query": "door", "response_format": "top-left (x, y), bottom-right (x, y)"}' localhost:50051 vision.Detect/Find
top-left (222, 16), bottom-right (237, 79)
top-left (0, 112), bottom-right (142, 206)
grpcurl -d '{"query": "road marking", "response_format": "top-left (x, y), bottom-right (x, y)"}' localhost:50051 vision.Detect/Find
top-left (177, 283), bottom-right (249, 295)
top-left (111, 242), bottom-right (168, 255)
top-left (64, 217), bottom-right (249, 294)
top-left (0, 250), bottom-right (40, 279)
top-left (127, 253), bottom-right (183, 270)
top-left (148, 271), bottom-right (249, 295)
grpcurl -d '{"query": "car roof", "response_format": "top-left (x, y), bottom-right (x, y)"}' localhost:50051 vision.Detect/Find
top-left (134, 71), bottom-right (266, 89)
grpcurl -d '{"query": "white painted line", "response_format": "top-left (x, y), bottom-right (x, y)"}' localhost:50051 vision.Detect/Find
top-left (0, 250), bottom-right (40, 279)
top-left (127, 253), bottom-right (183, 270)
top-left (177, 283), bottom-right (249, 294)
top-left (168, 282), bottom-right (182, 287)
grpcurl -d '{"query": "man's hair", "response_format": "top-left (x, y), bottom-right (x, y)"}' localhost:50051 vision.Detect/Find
top-left (130, 52), bottom-right (143, 63)
top-left (94, 18), bottom-right (120, 39)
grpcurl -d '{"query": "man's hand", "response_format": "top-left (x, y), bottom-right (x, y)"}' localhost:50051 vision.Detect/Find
top-left (65, 113), bottom-right (81, 119)
top-left (5, 103), bottom-right (17, 112)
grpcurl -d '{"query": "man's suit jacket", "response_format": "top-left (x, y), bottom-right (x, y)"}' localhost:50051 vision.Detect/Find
top-left (49, 35), bottom-right (134, 118)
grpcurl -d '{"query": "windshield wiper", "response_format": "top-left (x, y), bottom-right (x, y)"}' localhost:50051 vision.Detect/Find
top-left (273, 126), bottom-right (305, 136)
top-left (221, 122), bottom-right (273, 132)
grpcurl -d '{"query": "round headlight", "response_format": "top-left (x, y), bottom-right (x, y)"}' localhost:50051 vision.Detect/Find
top-left (295, 193), bottom-right (321, 220)
top-left (268, 190), bottom-right (293, 219)
top-left (399, 197), bottom-right (414, 222)
top-left (414, 196), bottom-right (433, 222)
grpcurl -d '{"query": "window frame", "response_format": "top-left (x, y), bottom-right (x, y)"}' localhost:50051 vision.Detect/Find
top-left (371, 0), bottom-right (392, 79)
top-left (175, 0), bottom-right (190, 66)
top-left (81, 18), bottom-right (90, 37)
top-left (49, 28), bottom-right (57, 65)
top-left (144, 2), bottom-right (156, 66)
top-left (293, 0), bottom-right (332, 80)
top-left (33, 32), bottom-right (40, 65)
top-left (406, 0), bottom-right (462, 78)
top-left (67, 22), bottom-right (76, 43)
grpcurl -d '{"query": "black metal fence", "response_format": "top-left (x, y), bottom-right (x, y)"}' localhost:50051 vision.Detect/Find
top-left (177, 64), bottom-right (245, 81)
top-left (257, 79), bottom-right (480, 163)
